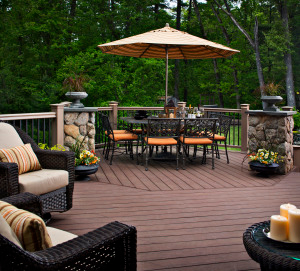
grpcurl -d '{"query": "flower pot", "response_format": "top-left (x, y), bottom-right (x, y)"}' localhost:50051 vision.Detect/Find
top-left (65, 92), bottom-right (88, 108)
top-left (261, 96), bottom-right (283, 112)
top-left (249, 161), bottom-right (279, 175)
top-left (75, 164), bottom-right (99, 181)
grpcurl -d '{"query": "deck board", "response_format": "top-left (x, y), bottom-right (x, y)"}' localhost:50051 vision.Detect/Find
top-left (48, 149), bottom-right (300, 271)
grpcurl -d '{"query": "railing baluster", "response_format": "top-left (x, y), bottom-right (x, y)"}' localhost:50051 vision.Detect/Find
top-left (37, 119), bottom-right (40, 144)
top-left (43, 119), bottom-right (46, 144)
top-left (31, 119), bottom-right (34, 139)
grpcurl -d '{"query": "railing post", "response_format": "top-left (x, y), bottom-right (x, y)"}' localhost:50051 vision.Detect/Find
top-left (241, 104), bottom-right (250, 153)
top-left (51, 103), bottom-right (65, 147)
top-left (109, 101), bottom-right (119, 130)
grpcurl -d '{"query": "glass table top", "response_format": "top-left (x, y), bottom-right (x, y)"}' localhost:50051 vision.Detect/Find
top-left (252, 221), bottom-right (300, 260)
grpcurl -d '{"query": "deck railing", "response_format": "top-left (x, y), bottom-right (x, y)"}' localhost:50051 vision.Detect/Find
top-left (97, 103), bottom-right (250, 152)
top-left (0, 112), bottom-right (56, 146)
top-left (0, 102), bottom-right (250, 152)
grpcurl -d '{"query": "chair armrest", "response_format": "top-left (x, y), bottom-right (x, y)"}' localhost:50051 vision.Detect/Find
top-left (1, 193), bottom-right (42, 217)
top-left (34, 149), bottom-right (75, 172)
top-left (35, 149), bottom-right (75, 211)
top-left (8, 221), bottom-right (137, 271)
top-left (0, 162), bottom-right (19, 198)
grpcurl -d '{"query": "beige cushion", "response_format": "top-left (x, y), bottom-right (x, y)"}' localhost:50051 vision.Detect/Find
top-left (0, 201), bottom-right (52, 252)
top-left (46, 226), bottom-right (77, 246)
top-left (0, 122), bottom-right (24, 149)
top-left (0, 144), bottom-right (42, 174)
top-left (19, 169), bottom-right (69, 195)
top-left (0, 213), bottom-right (22, 248)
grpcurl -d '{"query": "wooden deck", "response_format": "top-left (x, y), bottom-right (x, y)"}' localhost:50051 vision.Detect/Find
top-left (49, 149), bottom-right (300, 271)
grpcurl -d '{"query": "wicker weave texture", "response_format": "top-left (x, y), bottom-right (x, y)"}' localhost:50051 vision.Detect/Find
top-left (243, 221), bottom-right (300, 271)
top-left (0, 124), bottom-right (75, 214)
top-left (0, 221), bottom-right (137, 271)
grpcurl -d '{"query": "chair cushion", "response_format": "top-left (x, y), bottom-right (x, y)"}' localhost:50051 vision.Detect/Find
top-left (214, 134), bottom-right (226, 141)
top-left (109, 133), bottom-right (138, 141)
top-left (46, 226), bottom-right (77, 246)
top-left (0, 213), bottom-right (22, 248)
top-left (0, 122), bottom-right (24, 149)
top-left (145, 137), bottom-right (178, 146)
top-left (0, 144), bottom-right (42, 175)
top-left (180, 136), bottom-right (213, 145)
top-left (0, 201), bottom-right (52, 252)
top-left (19, 169), bottom-right (69, 196)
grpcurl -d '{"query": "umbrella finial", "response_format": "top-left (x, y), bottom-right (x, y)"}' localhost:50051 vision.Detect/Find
top-left (165, 23), bottom-right (169, 27)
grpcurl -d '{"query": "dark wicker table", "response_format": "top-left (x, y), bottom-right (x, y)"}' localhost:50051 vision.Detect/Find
top-left (243, 221), bottom-right (300, 271)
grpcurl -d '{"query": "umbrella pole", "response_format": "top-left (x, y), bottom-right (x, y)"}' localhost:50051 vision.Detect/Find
top-left (165, 47), bottom-right (168, 105)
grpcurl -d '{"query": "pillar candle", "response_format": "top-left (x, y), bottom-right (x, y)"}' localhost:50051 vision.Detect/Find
top-left (280, 203), bottom-right (297, 219)
top-left (289, 209), bottom-right (300, 243)
top-left (270, 215), bottom-right (288, 241)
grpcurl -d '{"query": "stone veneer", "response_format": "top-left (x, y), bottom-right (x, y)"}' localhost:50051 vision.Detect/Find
top-left (247, 110), bottom-right (295, 174)
top-left (63, 107), bottom-right (98, 151)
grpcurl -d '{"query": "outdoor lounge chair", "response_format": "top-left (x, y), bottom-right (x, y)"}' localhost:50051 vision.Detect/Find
top-left (0, 122), bottom-right (74, 218)
top-left (0, 193), bottom-right (137, 271)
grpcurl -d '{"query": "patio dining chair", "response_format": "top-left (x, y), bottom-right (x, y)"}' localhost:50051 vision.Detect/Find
top-left (144, 118), bottom-right (181, 171)
top-left (214, 115), bottom-right (233, 163)
top-left (208, 114), bottom-right (233, 163)
top-left (180, 118), bottom-right (217, 169)
top-left (99, 112), bottom-right (129, 156)
top-left (101, 114), bottom-right (138, 165)
top-left (0, 122), bottom-right (74, 220)
top-left (0, 193), bottom-right (137, 271)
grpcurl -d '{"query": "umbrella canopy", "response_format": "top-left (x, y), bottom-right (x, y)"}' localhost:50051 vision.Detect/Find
top-left (98, 24), bottom-right (239, 103)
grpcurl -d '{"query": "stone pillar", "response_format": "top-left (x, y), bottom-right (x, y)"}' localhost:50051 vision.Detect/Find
top-left (63, 107), bottom-right (98, 151)
top-left (247, 109), bottom-right (296, 174)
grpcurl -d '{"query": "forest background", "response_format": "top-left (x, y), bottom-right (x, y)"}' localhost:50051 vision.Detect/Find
top-left (0, 0), bottom-right (299, 114)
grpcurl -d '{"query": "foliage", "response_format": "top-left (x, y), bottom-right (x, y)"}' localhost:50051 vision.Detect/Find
top-left (293, 110), bottom-right (300, 130)
top-left (68, 136), bottom-right (100, 166)
top-left (38, 143), bottom-right (66, 151)
top-left (75, 149), bottom-right (100, 166)
top-left (248, 149), bottom-right (279, 165)
top-left (63, 73), bottom-right (90, 93)
top-left (261, 82), bottom-right (283, 96)
top-left (0, 0), bottom-right (299, 113)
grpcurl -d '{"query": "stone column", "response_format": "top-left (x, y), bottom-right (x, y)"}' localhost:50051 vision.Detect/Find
top-left (63, 107), bottom-right (98, 151)
top-left (247, 109), bottom-right (296, 174)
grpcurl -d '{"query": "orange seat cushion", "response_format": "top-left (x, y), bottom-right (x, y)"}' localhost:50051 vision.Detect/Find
top-left (109, 133), bottom-right (138, 141)
top-left (214, 134), bottom-right (226, 141)
top-left (105, 130), bottom-right (128, 135)
top-left (145, 137), bottom-right (178, 146)
top-left (180, 136), bottom-right (213, 145)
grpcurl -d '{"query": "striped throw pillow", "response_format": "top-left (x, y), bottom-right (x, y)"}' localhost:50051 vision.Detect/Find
top-left (0, 144), bottom-right (42, 174)
top-left (0, 201), bottom-right (52, 252)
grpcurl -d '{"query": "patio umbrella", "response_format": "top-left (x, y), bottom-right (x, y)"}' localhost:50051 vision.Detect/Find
top-left (98, 23), bottom-right (239, 104)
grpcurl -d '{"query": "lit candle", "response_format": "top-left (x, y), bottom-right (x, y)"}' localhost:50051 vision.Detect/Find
top-left (280, 203), bottom-right (297, 219)
top-left (289, 209), bottom-right (300, 243)
top-left (270, 215), bottom-right (288, 241)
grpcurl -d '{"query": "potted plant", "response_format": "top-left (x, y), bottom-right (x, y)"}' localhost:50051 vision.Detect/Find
top-left (261, 82), bottom-right (283, 112)
top-left (70, 137), bottom-right (100, 181)
top-left (293, 109), bottom-right (300, 145)
top-left (63, 73), bottom-right (90, 108)
top-left (248, 149), bottom-right (280, 175)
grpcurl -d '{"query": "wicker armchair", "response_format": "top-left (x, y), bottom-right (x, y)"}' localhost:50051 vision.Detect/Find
top-left (0, 123), bottom-right (75, 216)
top-left (0, 193), bottom-right (137, 271)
